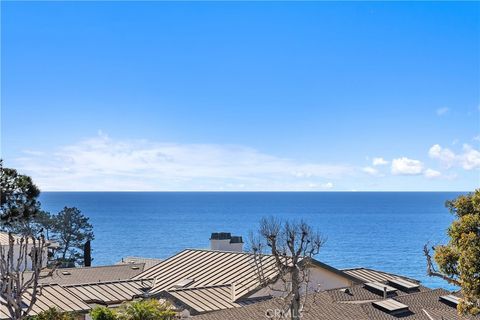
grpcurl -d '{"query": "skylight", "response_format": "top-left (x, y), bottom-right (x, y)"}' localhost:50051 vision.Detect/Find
top-left (364, 282), bottom-right (397, 295)
top-left (372, 299), bottom-right (409, 315)
top-left (388, 278), bottom-right (420, 291)
top-left (439, 295), bottom-right (460, 307)
top-left (173, 279), bottom-right (194, 288)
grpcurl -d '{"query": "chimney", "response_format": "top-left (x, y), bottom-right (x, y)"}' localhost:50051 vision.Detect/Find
top-left (210, 232), bottom-right (244, 252)
top-left (84, 240), bottom-right (92, 267)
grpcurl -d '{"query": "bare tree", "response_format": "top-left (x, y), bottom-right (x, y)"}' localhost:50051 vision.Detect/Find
top-left (0, 232), bottom-right (55, 320)
top-left (0, 162), bottom-right (57, 319)
top-left (250, 217), bottom-right (326, 320)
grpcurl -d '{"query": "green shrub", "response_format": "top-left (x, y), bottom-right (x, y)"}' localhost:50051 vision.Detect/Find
top-left (90, 306), bottom-right (117, 320)
top-left (118, 299), bottom-right (176, 320)
top-left (28, 308), bottom-right (75, 320)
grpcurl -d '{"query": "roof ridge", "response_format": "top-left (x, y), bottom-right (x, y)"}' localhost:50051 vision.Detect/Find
top-left (391, 288), bottom-right (450, 300)
top-left (168, 284), bottom-right (232, 291)
top-left (54, 263), bottom-right (145, 271)
top-left (64, 278), bottom-right (155, 287)
top-left (184, 248), bottom-right (260, 256)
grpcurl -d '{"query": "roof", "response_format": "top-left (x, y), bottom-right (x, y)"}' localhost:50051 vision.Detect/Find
top-left (134, 249), bottom-right (357, 299)
top-left (0, 231), bottom-right (22, 244)
top-left (327, 282), bottom-right (430, 303)
top-left (65, 279), bottom-right (153, 306)
top-left (192, 285), bottom-right (477, 320)
top-left (343, 267), bottom-right (420, 284)
top-left (0, 284), bottom-right (90, 319)
top-left (37, 263), bottom-right (146, 285)
top-left (360, 288), bottom-right (476, 320)
top-left (192, 291), bottom-right (370, 320)
top-left (0, 231), bottom-right (60, 248)
top-left (118, 256), bottom-right (163, 270)
top-left (134, 249), bottom-right (281, 298)
top-left (159, 284), bottom-right (268, 314)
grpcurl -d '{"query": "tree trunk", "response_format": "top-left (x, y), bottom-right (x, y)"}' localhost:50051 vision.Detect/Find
top-left (290, 268), bottom-right (301, 320)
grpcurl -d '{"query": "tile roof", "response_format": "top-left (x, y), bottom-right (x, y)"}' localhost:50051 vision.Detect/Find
top-left (192, 285), bottom-right (478, 320)
top-left (65, 279), bottom-right (153, 306)
top-left (360, 288), bottom-right (477, 320)
top-left (36, 263), bottom-right (146, 285)
top-left (326, 282), bottom-right (430, 303)
top-left (0, 284), bottom-right (90, 319)
top-left (192, 291), bottom-right (370, 320)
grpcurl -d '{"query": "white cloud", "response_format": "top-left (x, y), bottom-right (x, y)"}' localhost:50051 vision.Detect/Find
top-left (372, 157), bottom-right (389, 166)
top-left (461, 144), bottom-right (480, 170)
top-left (391, 157), bottom-right (424, 175)
top-left (436, 107), bottom-right (449, 116)
top-left (428, 144), bottom-right (480, 170)
top-left (13, 133), bottom-right (352, 191)
top-left (424, 168), bottom-right (441, 179)
top-left (428, 144), bottom-right (456, 168)
top-left (322, 182), bottom-right (334, 189)
top-left (362, 166), bottom-right (380, 176)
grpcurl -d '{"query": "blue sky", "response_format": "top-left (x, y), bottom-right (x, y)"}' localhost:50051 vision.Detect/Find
top-left (1, 2), bottom-right (479, 191)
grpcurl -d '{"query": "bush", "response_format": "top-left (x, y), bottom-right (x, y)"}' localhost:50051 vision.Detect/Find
top-left (118, 299), bottom-right (176, 320)
top-left (90, 306), bottom-right (117, 320)
top-left (28, 308), bottom-right (75, 320)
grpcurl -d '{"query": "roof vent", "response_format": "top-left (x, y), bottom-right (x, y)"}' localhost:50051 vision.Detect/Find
top-left (173, 279), bottom-right (194, 288)
top-left (439, 295), bottom-right (461, 307)
top-left (372, 299), bottom-right (409, 315)
top-left (131, 266), bottom-right (140, 270)
top-left (364, 282), bottom-right (397, 296)
top-left (387, 278), bottom-right (420, 292)
top-left (61, 271), bottom-right (71, 276)
top-left (339, 288), bottom-right (352, 295)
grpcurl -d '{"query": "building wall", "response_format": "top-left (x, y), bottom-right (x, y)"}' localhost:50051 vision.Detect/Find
top-left (0, 243), bottom-right (48, 271)
top-left (248, 265), bottom-right (354, 298)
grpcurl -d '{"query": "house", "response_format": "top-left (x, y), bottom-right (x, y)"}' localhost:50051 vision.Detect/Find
top-left (0, 284), bottom-right (90, 320)
top-left (0, 263), bottom-right (151, 319)
top-left (117, 256), bottom-right (163, 269)
top-left (191, 279), bottom-right (475, 320)
top-left (36, 263), bottom-right (147, 285)
top-left (0, 231), bottom-right (57, 270)
top-left (132, 233), bottom-right (361, 316)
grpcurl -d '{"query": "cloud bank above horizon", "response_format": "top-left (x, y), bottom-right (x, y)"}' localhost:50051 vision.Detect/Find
top-left (9, 132), bottom-right (480, 192)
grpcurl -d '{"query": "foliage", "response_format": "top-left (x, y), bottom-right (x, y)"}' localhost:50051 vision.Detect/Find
top-left (425, 189), bottom-right (480, 316)
top-left (118, 299), bottom-right (176, 320)
top-left (6, 210), bottom-right (52, 238)
top-left (52, 207), bottom-right (94, 267)
top-left (0, 160), bottom-right (41, 226)
top-left (27, 308), bottom-right (75, 320)
top-left (90, 306), bottom-right (117, 320)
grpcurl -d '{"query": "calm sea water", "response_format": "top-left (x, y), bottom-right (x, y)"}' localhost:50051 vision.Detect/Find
top-left (39, 192), bottom-right (461, 289)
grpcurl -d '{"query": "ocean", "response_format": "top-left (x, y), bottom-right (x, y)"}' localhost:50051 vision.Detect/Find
top-left (39, 192), bottom-right (462, 289)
